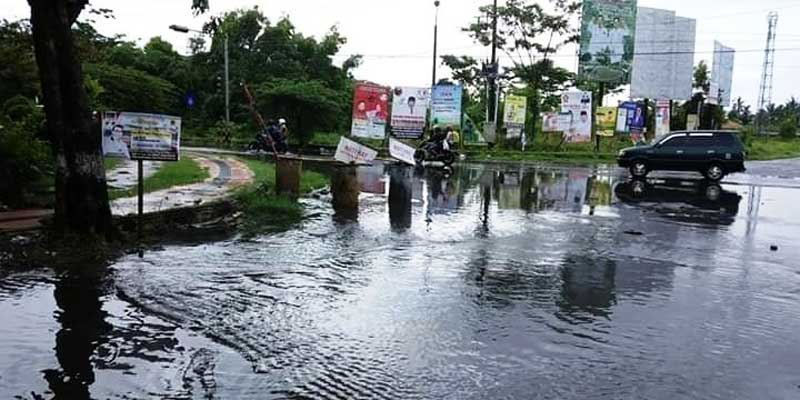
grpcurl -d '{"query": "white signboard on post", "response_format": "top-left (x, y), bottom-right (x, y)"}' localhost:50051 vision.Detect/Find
top-left (102, 112), bottom-right (181, 161)
top-left (335, 137), bottom-right (378, 165)
top-left (390, 87), bottom-right (430, 139)
top-left (389, 138), bottom-right (416, 166)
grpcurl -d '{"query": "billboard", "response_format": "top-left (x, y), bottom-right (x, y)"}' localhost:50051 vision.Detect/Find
top-left (560, 92), bottom-right (592, 143)
top-left (390, 86), bottom-right (430, 139)
top-left (616, 101), bottom-right (645, 136)
top-left (431, 85), bottom-right (462, 128)
top-left (578, 0), bottom-right (638, 84)
top-left (596, 107), bottom-right (617, 137)
top-left (351, 83), bottom-right (390, 139)
top-left (102, 112), bottom-right (181, 161)
top-left (503, 95), bottom-right (527, 139)
top-left (631, 7), bottom-right (696, 100)
top-left (712, 41), bottom-right (735, 107)
top-left (655, 100), bottom-right (671, 136)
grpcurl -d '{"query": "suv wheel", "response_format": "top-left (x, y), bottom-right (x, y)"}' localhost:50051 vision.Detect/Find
top-left (630, 161), bottom-right (649, 178)
top-left (705, 163), bottom-right (725, 181)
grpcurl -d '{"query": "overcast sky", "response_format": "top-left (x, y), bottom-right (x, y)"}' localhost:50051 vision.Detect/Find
top-left (4, 0), bottom-right (800, 107)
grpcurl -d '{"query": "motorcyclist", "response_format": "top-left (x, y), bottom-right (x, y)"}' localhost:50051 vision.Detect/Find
top-left (428, 126), bottom-right (448, 155)
top-left (258, 119), bottom-right (287, 153)
top-left (279, 118), bottom-right (289, 140)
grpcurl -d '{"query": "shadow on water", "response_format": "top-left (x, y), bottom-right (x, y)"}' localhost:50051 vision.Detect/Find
top-left (615, 178), bottom-right (742, 226)
top-left (42, 269), bottom-right (111, 398)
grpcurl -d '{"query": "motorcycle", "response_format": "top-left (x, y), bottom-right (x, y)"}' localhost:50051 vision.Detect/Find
top-left (414, 139), bottom-right (457, 167)
top-left (247, 128), bottom-right (288, 154)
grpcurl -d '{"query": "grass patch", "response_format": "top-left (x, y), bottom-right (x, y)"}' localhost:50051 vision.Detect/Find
top-left (745, 137), bottom-right (800, 160)
top-left (109, 157), bottom-right (209, 200)
top-left (235, 158), bottom-right (329, 235)
top-left (104, 157), bottom-right (122, 171)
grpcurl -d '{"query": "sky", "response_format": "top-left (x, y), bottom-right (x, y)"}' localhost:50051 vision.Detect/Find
top-left (3, 0), bottom-right (800, 108)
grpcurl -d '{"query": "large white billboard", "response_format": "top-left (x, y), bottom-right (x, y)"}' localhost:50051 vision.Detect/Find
top-left (712, 41), bottom-right (735, 107)
top-left (630, 7), bottom-right (696, 100)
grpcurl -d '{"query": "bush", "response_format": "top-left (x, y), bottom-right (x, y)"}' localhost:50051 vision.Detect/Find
top-left (779, 118), bottom-right (798, 139)
top-left (0, 97), bottom-right (52, 207)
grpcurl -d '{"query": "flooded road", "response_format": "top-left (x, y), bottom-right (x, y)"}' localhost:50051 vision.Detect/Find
top-left (2, 161), bottom-right (800, 399)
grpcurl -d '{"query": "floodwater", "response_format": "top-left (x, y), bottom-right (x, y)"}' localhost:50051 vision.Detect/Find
top-left (2, 161), bottom-right (800, 399)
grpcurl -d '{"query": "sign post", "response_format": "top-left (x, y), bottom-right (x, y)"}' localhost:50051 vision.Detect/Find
top-left (138, 160), bottom-right (144, 258)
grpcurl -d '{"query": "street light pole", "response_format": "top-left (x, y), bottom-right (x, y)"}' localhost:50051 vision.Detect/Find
top-left (432, 1), bottom-right (441, 87)
top-left (170, 24), bottom-right (230, 124)
top-left (224, 33), bottom-right (230, 124)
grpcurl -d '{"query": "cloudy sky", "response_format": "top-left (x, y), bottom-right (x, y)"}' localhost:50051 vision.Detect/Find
top-left (4, 0), bottom-right (800, 107)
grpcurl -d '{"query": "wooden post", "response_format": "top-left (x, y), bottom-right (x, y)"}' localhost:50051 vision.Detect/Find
top-left (330, 165), bottom-right (359, 220)
top-left (276, 156), bottom-right (302, 197)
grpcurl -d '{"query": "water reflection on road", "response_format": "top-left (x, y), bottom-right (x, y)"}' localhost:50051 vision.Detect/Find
top-left (2, 162), bottom-right (800, 399)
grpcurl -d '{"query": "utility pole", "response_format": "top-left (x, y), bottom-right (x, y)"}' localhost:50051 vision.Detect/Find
top-left (224, 33), bottom-right (230, 124)
top-left (757, 12), bottom-right (778, 136)
top-left (432, 1), bottom-right (441, 87)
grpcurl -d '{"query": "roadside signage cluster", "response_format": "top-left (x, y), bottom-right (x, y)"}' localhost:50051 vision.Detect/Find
top-left (560, 91), bottom-right (593, 143)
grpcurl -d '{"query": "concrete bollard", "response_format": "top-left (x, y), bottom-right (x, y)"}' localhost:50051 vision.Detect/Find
top-left (276, 156), bottom-right (302, 197)
top-left (330, 165), bottom-right (359, 220)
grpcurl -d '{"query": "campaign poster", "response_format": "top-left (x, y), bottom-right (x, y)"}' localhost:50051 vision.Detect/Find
top-left (390, 87), bottom-right (430, 139)
top-left (596, 107), bottom-right (617, 137)
top-left (351, 83), bottom-right (390, 139)
top-left (431, 84), bottom-right (463, 128)
top-left (560, 91), bottom-right (593, 143)
top-left (503, 95), bottom-right (527, 139)
top-left (578, 0), bottom-right (638, 84)
top-left (102, 111), bottom-right (181, 161)
top-left (542, 112), bottom-right (573, 132)
top-left (655, 100), bottom-right (671, 137)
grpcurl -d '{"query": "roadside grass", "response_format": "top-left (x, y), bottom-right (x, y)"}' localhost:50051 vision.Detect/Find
top-left (108, 157), bottom-right (209, 200)
top-left (746, 137), bottom-right (800, 161)
top-left (235, 158), bottom-right (328, 235)
top-left (104, 157), bottom-right (121, 171)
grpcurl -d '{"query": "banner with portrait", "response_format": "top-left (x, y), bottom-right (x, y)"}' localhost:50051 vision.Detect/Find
top-left (655, 100), bottom-right (671, 137)
top-left (102, 112), bottom-right (181, 161)
top-left (390, 86), bottom-right (430, 139)
top-left (560, 91), bottom-right (593, 143)
top-left (351, 83), bottom-right (390, 139)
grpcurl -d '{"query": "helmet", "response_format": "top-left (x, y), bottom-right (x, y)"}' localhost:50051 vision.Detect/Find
top-left (278, 118), bottom-right (286, 125)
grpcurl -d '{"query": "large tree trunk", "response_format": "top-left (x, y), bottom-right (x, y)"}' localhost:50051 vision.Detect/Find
top-left (28, 0), bottom-right (112, 238)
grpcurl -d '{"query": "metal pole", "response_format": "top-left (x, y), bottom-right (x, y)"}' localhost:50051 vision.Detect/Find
top-left (432, 1), bottom-right (440, 87)
top-left (137, 159), bottom-right (144, 258)
top-left (224, 33), bottom-right (230, 124)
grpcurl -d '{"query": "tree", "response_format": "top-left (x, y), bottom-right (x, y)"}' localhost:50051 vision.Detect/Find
top-left (27, 0), bottom-right (112, 237)
top-left (693, 60), bottom-right (710, 93)
top-left (453, 0), bottom-right (580, 143)
top-left (255, 79), bottom-right (342, 146)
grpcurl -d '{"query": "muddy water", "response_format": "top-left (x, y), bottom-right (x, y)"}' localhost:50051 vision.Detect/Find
top-left (2, 162), bottom-right (800, 399)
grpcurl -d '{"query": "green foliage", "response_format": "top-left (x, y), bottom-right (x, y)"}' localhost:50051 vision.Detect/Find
top-left (694, 60), bottom-right (710, 93)
top-left (254, 79), bottom-right (344, 146)
top-left (779, 117), bottom-right (798, 139)
top-left (745, 137), bottom-right (800, 160)
top-left (0, 19), bottom-right (39, 104)
top-left (0, 97), bottom-right (51, 207)
top-left (84, 63), bottom-right (180, 114)
top-left (109, 157), bottom-right (209, 200)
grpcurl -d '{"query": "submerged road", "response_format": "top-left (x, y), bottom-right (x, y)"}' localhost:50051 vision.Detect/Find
top-left (1, 159), bottom-right (800, 399)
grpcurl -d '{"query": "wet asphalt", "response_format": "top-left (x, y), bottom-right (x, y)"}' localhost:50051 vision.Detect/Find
top-left (1, 159), bottom-right (800, 399)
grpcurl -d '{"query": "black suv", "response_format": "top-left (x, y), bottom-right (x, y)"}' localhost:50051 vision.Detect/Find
top-left (617, 131), bottom-right (746, 181)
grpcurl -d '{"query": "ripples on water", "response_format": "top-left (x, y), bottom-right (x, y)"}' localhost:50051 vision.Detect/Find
top-left (2, 163), bottom-right (800, 399)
